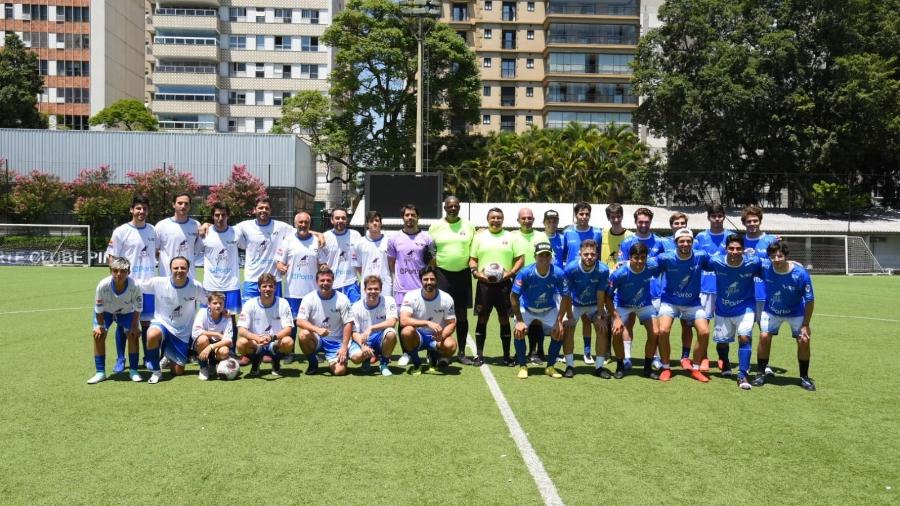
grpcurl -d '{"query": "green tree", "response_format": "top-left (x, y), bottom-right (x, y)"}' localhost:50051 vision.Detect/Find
top-left (10, 170), bottom-right (67, 222)
top-left (0, 33), bottom-right (47, 129)
top-left (89, 99), bottom-right (159, 131)
top-left (274, 0), bottom-right (480, 175)
top-left (69, 165), bottom-right (133, 249)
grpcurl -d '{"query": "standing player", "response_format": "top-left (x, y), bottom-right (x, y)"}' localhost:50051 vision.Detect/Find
top-left (235, 197), bottom-right (294, 304)
top-left (236, 273), bottom-right (294, 377)
top-left (511, 242), bottom-right (572, 379)
top-left (276, 211), bottom-right (321, 331)
top-left (106, 194), bottom-right (157, 372)
top-left (564, 240), bottom-right (613, 378)
top-left (754, 242), bottom-right (816, 390)
top-left (694, 202), bottom-right (728, 371)
top-left (296, 266), bottom-right (354, 376)
top-left (702, 234), bottom-right (763, 390)
top-left (191, 292), bottom-right (234, 380)
top-left (599, 203), bottom-right (632, 270)
top-left (399, 266), bottom-right (458, 374)
top-left (200, 202), bottom-right (241, 325)
top-left (141, 256), bottom-right (205, 384)
top-left (350, 275), bottom-right (399, 376)
top-left (563, 202), bottom-right (603, 364)
top-left (511, 207), bottom-right (549, 267)
top-left (88, 258), bottom-right (143, 384)
top-left (741, 204), bottom-right (778, 375)
top-left (469, 208), bottom-right (525, 367)
top-left (429, 196), bottom-right (476, 365)
top-left (156, 192), bottom-right (201, 278)
top-left (320, 207), bottom-right (362, 303)
top-left (655, 229), bottom-right (712, 382)
top-left (355, 210), bottom-right (393, 303)
top-left (542, 209), bottom-right (565, 269)
top-left (658, 212), bottom-right (695, 371)
top-left (608, 242), bottom-right (660, 379)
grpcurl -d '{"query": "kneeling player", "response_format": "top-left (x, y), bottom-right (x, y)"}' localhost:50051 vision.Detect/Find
top-left (608, 242), bottom-right (660, 379)
top-left (350, 275), bottom-right (398, 376)
top-left (399, 266), bottom-right (458, 374)
top-left (754, 242), bottom-right (816, 391)
top-left (192, 292), bottom-right (235, 380)
top-left (88, 258), bottom-right (143, 384)
top-left (511, 242), bottom-right (572, 379)
top-left (236, 274), bottom-right (294, 377)
top-left (296, 266), bottom-right (354, 376)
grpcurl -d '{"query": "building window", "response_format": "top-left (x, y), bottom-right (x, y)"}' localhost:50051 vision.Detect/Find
top-left (483, 57), bottom-right (492, 68)
top-left (279, 64), bottom-right (292, 78)
top-left (525, 115), bottom-right (533, 125)
top-left (255, 118), bottom-right (265, 132)
top-left (255, 64), bottom-right (265, 78)
top-left (230, 62), bottom-right (247, 76)
top-left (500, 115), bottom-right (515, 131)
top-left (61, 88), bottom-right (90, 104)
top-left (254, 9), bottom-right (266, 23)
top-left (229, 36), bottom-right (247, 49)
top-left (63, 60), bottom-right (90, 77)
top-left (274, 8), bottom-right (291, 23)
top-left (500, 86), bottom-right (515, 106)
top-left (527, 2), bottom-right (535, 12)
top-left (228, 91), bottom-right (246, 105)
top-left (482, 114), bottom-right (491, 124)
top-left (501, 58), bottom-right (515, 77)
top-left (62, 6), bottom-right (89, 22)
top-left (483, 85), bottom-right (491, 96)
top-left (59, 115), bottom-right (89, 130)
top-left (255, 90), bottom-right (265, 105)
top-left (484, 1), bottom-right (492, 11)
top-left (229, 7), bottom-right (246, 22)
top-left (526, 86), bottom-right (534, 97)
top-left (227, 119), bottom-right (238, 132)
top-left (274, 36), bottom-right (290, 50)
top-left (526, 58), bottom-right (534, 69)
top-left (501, 2), bottom-right (516, 21)
top-left (527, 30), bottom-right (534, 40)
top-left (256, 35), bottom-right (266, 50)
top-left (300, 63), bottom-right (319, 79)
top-left (4, 4), bottom-right (13, 19)
top-left (24, 4), bottom-right (49, 21)
top-left (301, 9), bottom-right (319, 24)
top-left (484, 29), bottom-right (492, 40)
top-left (274, 92), bottom-right (291, 106)
top-left (301, 36), bottom-right (318, 52)
top-left (38, 59), bottom-right (48, 76)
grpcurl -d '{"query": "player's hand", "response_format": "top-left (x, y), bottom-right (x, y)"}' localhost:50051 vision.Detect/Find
top-left (553, 320), bottom-right (565, 337)
top-left (316, 326), bottom-right (329, 337)
top-left (199, 347), bottom-right (211, 360)
top-left (799, 325), bottom-right (811, 343)
top-left (198, 222), bottom-right (211, 238)
top-left (514, 321), bottom-right (527, 339)
top-left (127, 328), bottom-right (140, 341)
top-left (259, 334), bottom-right (272, 345)
top-left (612, 318), bottom-right (624, 335)
top-left (93, 327), bottom-right (106, 340)
top-left (337, 345), bottom-right (348, 364)
top-left (361, 345), bottom-right (374, 360)
top-left (361, 329), bottom-right (371, 341)
top-left (427, 322), bottom-right (442, 334)
top-left (276, 262), bottom-right (288, 275)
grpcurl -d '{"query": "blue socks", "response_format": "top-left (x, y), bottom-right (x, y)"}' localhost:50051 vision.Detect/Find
top-left (738, 338), bottom-right (752, 378)
top-left (114, 326), bottom-right (126, 361)
top-left (514, 339), bottom-right (527, 366)
top-left (547, 340), bottom-right (563, 366)
top-left (128, 352), bottom-right (139, 370)
top-left (146, 347), bottom-right (160, 371)
top-left (380, 355), bottom-right (390, 366)
top-left (583, 336), bottom-right (591, 355)
top-left (94, 355), bottom-right (105, 373)
top-left (681, 346), bottom-right (691, 359)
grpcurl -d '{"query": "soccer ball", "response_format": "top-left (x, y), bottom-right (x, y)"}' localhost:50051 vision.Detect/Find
top-left (216, 358), bottom-right (241, 380)
top-left (483, 263), bottom-right (505, 283)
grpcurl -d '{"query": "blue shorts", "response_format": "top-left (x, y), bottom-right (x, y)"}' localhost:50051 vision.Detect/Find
top-left (314, 337), bottom-right (343, 363)
top-left (151, 323), bottom-right (192, 366)
top-left (285, 297), bottom-right (302, 319)
top-left (200, 289), bottom-right (242, 313)
top-left (366, 328), bottom-right (396, 353)
top-left (336, 283), bottom-right (361, 303)
top-left (140, 294), bottom-right (155, 320)
top-left (413, 328), bottom-right (437, 352)
top-left (95, 312), bottom-right (137, 332)
top-left (241, 281), bottom-right (282, 304)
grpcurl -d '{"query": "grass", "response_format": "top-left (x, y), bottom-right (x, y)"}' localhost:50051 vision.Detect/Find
top-left (0, 267), bottom-right (897, 505)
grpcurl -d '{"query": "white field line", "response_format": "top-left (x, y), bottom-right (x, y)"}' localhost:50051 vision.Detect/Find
top-left (816, 314), bottom-right (900, 324)
top-left (466, 336), bottom-right (565, 506)
top-left (0, 306), bottom-right (88, 316)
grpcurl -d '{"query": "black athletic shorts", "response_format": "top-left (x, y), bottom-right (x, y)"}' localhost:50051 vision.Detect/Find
top-left (437, 267), bottom-right (472, 311)
top-left (474, 279), bottom-right (512, 318)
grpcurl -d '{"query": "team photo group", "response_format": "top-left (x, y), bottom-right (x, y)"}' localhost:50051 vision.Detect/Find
top-left (90, 192), bottom-right (816, 391)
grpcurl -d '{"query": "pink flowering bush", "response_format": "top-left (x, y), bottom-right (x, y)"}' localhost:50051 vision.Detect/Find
top-left (10, 170), bottom-right (67, 222)
top-left (206, 165), bottom-right (268, 222)
top-left (127, 166), bottom-right (199, 222)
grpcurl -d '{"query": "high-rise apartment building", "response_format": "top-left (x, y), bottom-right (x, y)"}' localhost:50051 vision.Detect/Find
top-left (146, 1), bottom-right (337, 134)
top-left (0, 0), bottom-right (146, 130)
top-left (442, 0), bottom-right (638, 133)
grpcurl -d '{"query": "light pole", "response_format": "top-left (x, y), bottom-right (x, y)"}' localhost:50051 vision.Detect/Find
top-left (399, 0), bottom-right (440, 173)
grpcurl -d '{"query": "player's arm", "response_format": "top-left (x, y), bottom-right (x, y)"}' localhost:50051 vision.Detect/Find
top-left (295, 317), bottom-right (327, 337)
top-left (337, 321), bottom-right (353, 364)
top-left (557, 295), bottom-right (572, 330)
top-left (469, 256), bottom-right (487, 282)
top-left (367, 316), bottom-right (398, 333)
top-left (800, 300), bottom-right (814, 342)
top-left (93, 311), bottom-right (107, 339)
top-left (312, 230), bottom-right (325, 248)
top-left (594, 290), bottom-right (606, 322)
top-left (510, 291), bottom-right (527, 339)
top-left (507, 255), bottom-right (524, 280)
top-left (440, 318), bottom-right (457, 340)
top-left (399, 309), bottom-right (437, 331)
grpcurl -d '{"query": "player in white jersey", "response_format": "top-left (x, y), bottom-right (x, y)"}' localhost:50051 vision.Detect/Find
top-left (399, 266), bottom-right (458, 374)
top-left (354, 210), bottom-right (393, 299)
top-left (236, 273), bottom-right (294, 377)
top-left (192, 292), bottom-right (235, 380)
top-left (140, 256), bottom-right (206, 384)
top-left (349, 275), bottom-right (398, 376)
top-left (87, 258), bottom-right (143, 384)
top-left (320, 208), bottom-right (362, 303)
top-left (297, 266), bottom-right (354, 375)
top-left (200, 202), bottom-right (241, 314)
top-left (234, 197), bottom-right (293, 303)
top-left (276, 211), bottom-right (322, 324)
top-left (106, 194), bottom-right (157, 372)
top-left (156, 192), bottom-right (202, 278)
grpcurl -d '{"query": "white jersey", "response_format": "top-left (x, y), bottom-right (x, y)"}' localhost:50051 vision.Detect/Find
top-left (400, 288), bottom-right (456, 326)
top-left (355, 233), bottom-right (393, 295)
top-left (297, 290), bottom-right (352, 341)
top-left (94, 275), bottom-right (143, 316)
top-left (236, 219), bottom-right (293, 282)
top-left (140, 276), bottom-right (205, 340)
top-left (277, 233), bottom-right (321, 298)
top-left (321, 229), bottom-right (361, 289)
top-left (201, 225), bottom-right (240, 291)
top-left (155, 217), bottom-right (202, 277)
top-left (351, 295), bottom-right (398, 333)
top-left (191, 307), bottom-right (234, 341)
top-left (106, 223), bottom-right (157, 285)
top-left (238, 296), bottom-right (294, 336)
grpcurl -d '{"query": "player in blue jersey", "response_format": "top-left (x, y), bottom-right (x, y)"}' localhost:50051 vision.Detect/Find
top-left (753, 242), bottom-right (816, 390)
top-left (543, 209), bottom-right (565, 270)
top-left (608, 242), bottom-right (660, 379)
top-left (702, 234), bottom-right (762, 389)
top-left (511, 242), bottom-right (572, 379)
top-left (740, 204), bottom-right (779, 376)
top-left (656, 212), bottom-right (695, 372)
top-left (562, 202), bottom-right (603, 364)
top-left (694, 202), bottom-right (728, 371)
top-left (564, 239), bottom-right (613, 378)
top-left (656, 229), bottom-right (712, 383)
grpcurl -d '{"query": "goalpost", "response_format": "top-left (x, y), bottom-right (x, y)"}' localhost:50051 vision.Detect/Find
top-left (0, 224), bottom-right (92, 267)
top-left (777, 234), bottom-right (889, 275)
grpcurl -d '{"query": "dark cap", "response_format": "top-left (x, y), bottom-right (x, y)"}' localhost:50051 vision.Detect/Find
top-left (534, 242), bottom-right (553, 255)
top-left (543, 209), bottom-right (559, 220)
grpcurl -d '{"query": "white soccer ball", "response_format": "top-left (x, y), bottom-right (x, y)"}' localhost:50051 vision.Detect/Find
top-left (216, 358), bottom-right (241, 380)
top-left (483, 263), bottom-right (505, 283)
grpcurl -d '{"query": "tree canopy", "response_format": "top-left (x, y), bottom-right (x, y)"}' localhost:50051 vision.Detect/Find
top-left (0, 33), bottom-right (47, 129)
top-left (89, 99), bottom-right (159, 131)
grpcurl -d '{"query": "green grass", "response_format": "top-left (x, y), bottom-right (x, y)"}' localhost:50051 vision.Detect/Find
top-left (0, 267), bottom-right (897, 505)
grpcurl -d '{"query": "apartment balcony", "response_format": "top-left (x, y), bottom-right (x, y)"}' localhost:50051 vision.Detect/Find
top-left (155, 0), bottom-right (219, 7)
top-left (221, 104), bottom-right (284, 118)
top-left (152, 7), bottom-right (219, 31)
top-left (152, 36), bottom-right (219, 60)
top-left (546, 0), bottom-right (639, 20)
top-left (153, 93), bottom-right (219, 115)
top-left (545, 92), bottom-right (637, 105)
top-left (153, 62), bottom-right (219, 86)
top-left (158, 119), bottom-right (216, 131)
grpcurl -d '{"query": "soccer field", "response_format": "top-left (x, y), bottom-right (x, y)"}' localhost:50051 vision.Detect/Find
top-left (0, 267), bottom-right (897, 505)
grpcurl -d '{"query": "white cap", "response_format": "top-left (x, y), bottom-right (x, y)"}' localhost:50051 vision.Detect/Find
top-left (674, 228), bottom-right (694, 240)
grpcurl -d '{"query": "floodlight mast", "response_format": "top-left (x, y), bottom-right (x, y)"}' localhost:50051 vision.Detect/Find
top-left (399, 0), bottom-right (440, 173)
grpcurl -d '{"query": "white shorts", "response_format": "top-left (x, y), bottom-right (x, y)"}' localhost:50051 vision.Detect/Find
top-left (699, 293), bottom-right (716, 319)
top-left (616, 305), bottom-right (657, 324)
top-left (658, 302), bottom-right (707, 322)
top-left (652, 298), bottom-right (661, 312)
top-left (760, 311), bottom-right (804, 337)
top-left (713, 310), bottom-right (755, 343)
top-left (565, 305), bottom-right (602, 328)
top-left (522, 307), bottom-right (559, 335)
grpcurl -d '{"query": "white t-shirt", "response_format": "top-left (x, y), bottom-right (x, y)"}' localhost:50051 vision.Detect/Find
top-left (155, 217), bottom-right (202, 277)
top-left (106, 223), bottom-right (157, 285)
top-left (94, 275), bottom-right (143, 316)
top-left (297, 290), bottom-right (352, 341)
top-left (236, 219), bottom-right (293, 282)
top-left (351, 295), bottom-right (398, 333)
top-left (276, 233), bottom-right (321, 298)
top-left (191, 307), bottom-right (234, 341)
top-left (201, 225), bottom-right (240, 291)
top-left (400, 288), bottom-right (456, 326)
top-left (140, 276), bottom-right (206, 340)
top-left (238, 296), bottom-right (294, 335)
top-left (354, 233), bottom-right (393, 295)
top-left (321, 229), bottom-right (361, 288)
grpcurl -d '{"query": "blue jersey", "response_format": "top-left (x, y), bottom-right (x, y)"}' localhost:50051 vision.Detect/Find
top-left (695, 230), bottom-right (727, 294)
top-left (656, 251), bottom-right (710, 306)
top-left (547, 232), bottom-right (566, 269)
top-left (618, 234), bottom-right (665, 298)
top-left (564, 259), bottom-right (610, 307)
top-left (512, 264), bottom-right (570, 312)
top-left (702, 255), bottom-right (762, 317)
top-left (562, 226), bottom-right (602, 265)
top-left (607, 259), bottom-right (659, 308)
top-left (744, 233), bottom-right (777, 301)
top-left (762, 262), bottom-right (814, 317)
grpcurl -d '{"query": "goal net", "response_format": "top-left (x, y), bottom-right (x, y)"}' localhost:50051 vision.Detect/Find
top-left (0, 224), bottom-right (91, 266)
top-left (777, 234), bottom-right (888, 275)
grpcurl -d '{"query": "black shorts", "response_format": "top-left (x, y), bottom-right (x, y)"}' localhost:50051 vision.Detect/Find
top-left (437, 267), bottom-right (473, 311)
top-left (474, 279), bottom-right (512, 318)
